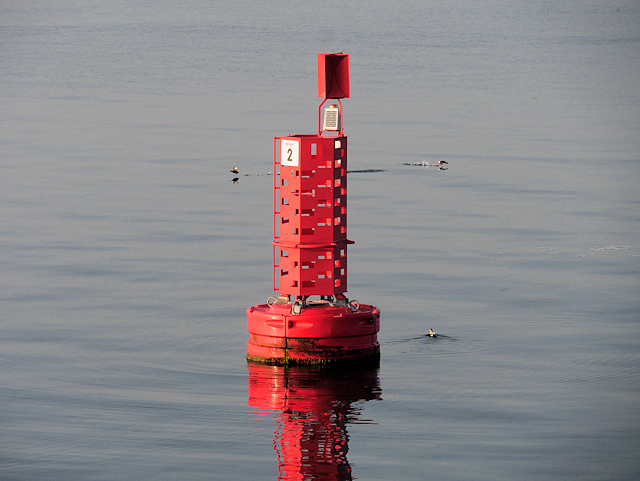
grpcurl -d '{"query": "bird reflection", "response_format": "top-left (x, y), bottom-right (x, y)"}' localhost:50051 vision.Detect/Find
top-left (247, 363), bottom-right (381, 481)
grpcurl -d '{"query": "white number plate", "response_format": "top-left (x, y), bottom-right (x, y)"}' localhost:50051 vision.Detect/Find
top-left (280, 139), bottom-right (299, 167)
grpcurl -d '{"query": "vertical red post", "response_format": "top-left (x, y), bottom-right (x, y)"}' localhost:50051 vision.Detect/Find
top-left (246, 54), bottom-right (380, 365)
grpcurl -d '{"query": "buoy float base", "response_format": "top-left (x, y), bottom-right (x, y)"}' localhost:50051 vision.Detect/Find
top-left (246, 300), bottom-right (380, 366)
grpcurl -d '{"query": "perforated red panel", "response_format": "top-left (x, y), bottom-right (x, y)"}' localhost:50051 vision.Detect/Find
top-left (273, 135), bottom-right (351, 296)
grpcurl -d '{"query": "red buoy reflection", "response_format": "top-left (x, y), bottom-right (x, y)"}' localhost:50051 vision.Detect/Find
top-left (247, 363), bottom-right (381, 480)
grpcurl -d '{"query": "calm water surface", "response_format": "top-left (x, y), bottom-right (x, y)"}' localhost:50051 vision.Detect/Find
top-left (2, 1), bottom-right (639, 480)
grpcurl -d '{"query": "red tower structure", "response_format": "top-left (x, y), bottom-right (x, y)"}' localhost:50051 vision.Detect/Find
top-left (246, 53), bottom-right (380, 365)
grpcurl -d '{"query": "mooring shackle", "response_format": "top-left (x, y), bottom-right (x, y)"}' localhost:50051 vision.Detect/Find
top-left (266, 296), bottom-right (278, 306)
top-left (292, 300), bottom-right (303, 315)
top-left (348, 300), bottom-right (360, 312)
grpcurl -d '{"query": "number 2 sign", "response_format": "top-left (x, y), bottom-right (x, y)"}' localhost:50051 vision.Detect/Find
top-left (280, 139), bottom-right (299, 167)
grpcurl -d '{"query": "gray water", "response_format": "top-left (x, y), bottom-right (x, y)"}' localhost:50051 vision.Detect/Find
top-left (2, 1), bottom-right (639, 480)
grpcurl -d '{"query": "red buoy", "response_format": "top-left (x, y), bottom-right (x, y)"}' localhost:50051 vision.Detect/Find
top-left (246, 53), bottom-right (380, 365)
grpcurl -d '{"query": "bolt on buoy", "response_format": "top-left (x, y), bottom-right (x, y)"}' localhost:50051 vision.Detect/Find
top-left (246, 53), bottom-right (380, 366)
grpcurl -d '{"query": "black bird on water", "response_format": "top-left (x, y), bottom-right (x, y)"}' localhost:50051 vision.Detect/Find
top-left (429, 329), bottom-right (438, 338)
top-left (230, 166), bottom-right (239, 174)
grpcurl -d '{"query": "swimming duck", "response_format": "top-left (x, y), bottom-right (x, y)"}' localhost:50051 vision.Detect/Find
top-left (429, 329), bottom-right (438, 338)
top-left (403, 160), bottom-right (449, 167)
top-left (230, 166), bottom-right (239, 174)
